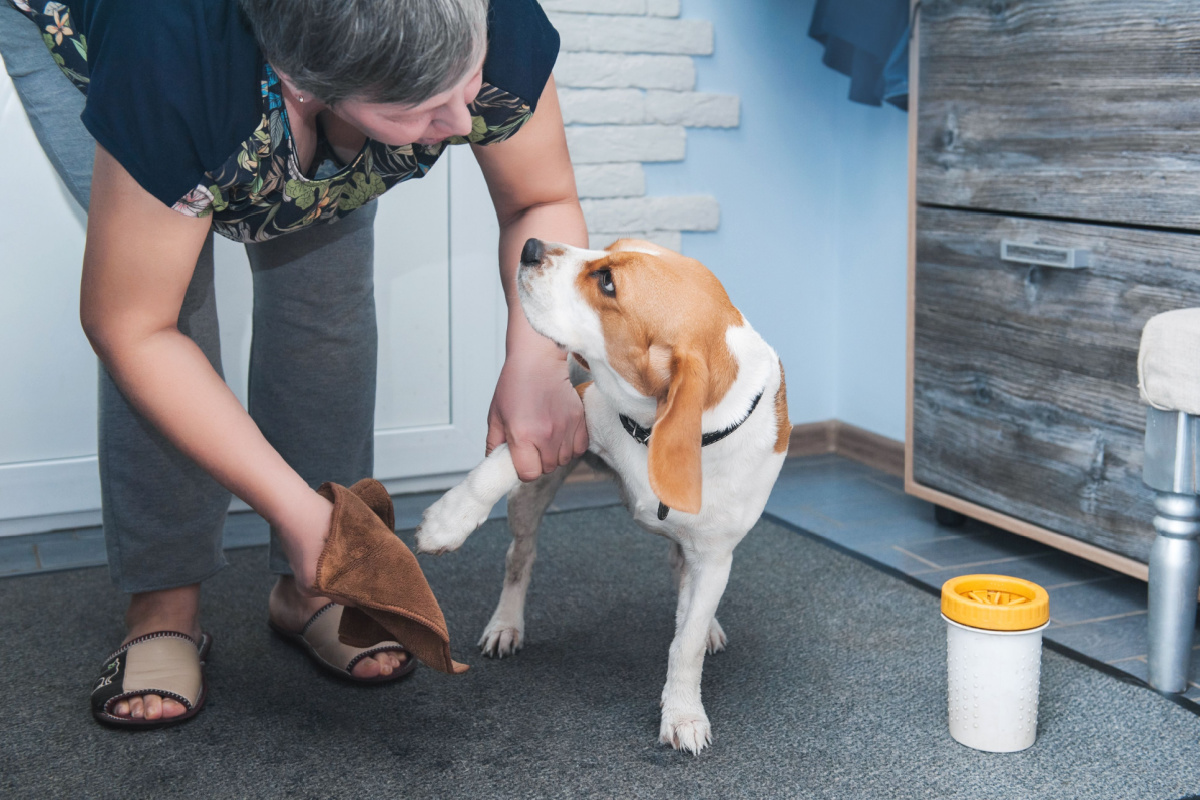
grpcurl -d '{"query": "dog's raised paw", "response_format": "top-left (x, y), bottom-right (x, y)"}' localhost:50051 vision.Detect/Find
top-left (478, 621), bottom-right (524, 658)
top-left (414, 489), bottom-right (489, 554)
top-left (659, 708), bottom-right (712, 754)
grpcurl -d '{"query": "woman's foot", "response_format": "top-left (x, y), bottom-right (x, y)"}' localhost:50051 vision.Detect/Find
top-left (268, 576), bottom-right (408, 679)
top-left (110, 584), bottom-right (203, 722)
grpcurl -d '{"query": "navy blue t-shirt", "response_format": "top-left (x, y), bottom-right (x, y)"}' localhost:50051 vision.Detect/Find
top-left (11, 0), bottom-right (559, 241)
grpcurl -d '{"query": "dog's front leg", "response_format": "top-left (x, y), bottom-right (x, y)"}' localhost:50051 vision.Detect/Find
top-left (415, 444), bottom-right (521, 555)
top-left (669, 542), bottom-right (727, 654)
top-left (659, 548), bottom-right (733, 755)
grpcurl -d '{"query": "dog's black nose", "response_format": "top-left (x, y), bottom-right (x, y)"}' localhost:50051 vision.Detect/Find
top-left (520, 238), bottom-right (545, 267)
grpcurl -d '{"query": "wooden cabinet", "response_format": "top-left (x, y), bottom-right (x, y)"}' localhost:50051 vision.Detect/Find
top-left (907, 0), bottom-right (1200, 576)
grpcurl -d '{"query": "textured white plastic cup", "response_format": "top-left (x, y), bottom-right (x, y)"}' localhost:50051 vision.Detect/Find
top-left (943, 614), bottom-right (1050, 753)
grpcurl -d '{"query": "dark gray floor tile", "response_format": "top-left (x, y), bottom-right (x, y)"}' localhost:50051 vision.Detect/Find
top-left (1189, 646), bottom-right (1200, 681)
top-left (0, 538), bottom-right (39, 576)
top-left (34, 533), bottom-right (108, 571)
top-left (795, 477), bottom-right (932, 526)
top-left (777, 454), bottom-right (869, 479)
top-left (857, 543), bottom-right (942, 574)
top-left (914, 552), bottom-right (1116, 592)
top-left (550, 479), bottom-right (623, 512)
top-left (763, 502), bottom-right (844, 537)
top-left (1047, 578), bottom-right (1148, 625)
top-left (1108, 657), bottom-right (1148, 683)
top-left (823, 515), bottom-right (966, 550)
top-left (223, 512), bottom-right (270, 549)
top-left (1045, 614), bottom-right (1149, 662)
top-left (768, 472), bottom-right (874, 505)
top-left (866, 473), bottom-right (904, 492)
top-left (901, 529), bottom-right (1052, 572)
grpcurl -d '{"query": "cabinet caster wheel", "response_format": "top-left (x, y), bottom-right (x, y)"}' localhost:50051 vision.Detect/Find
top-left (934, 505), bottom-right (968, 528)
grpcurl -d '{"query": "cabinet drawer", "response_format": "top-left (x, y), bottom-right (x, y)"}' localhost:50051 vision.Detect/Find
top-left (912, 207), bottom-right (1200, 562)
top-left (917, 0), bottom-right (1200, 230)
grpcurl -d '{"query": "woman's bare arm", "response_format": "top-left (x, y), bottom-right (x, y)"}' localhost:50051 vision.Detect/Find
top-left (80, 144), bottom-right (331, 587)
top-left (472, 75), bottom-right (591, 480)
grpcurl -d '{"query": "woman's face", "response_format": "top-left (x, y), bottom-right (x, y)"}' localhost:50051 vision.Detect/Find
top-left (334, 58), bottom-right (486, 147)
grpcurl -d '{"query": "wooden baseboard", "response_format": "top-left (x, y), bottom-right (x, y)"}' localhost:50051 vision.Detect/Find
top-left (787, 420), bottom-right (906, 478)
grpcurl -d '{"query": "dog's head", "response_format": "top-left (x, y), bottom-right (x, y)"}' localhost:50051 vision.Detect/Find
top-left (517, 238), bottom-right (744, 514)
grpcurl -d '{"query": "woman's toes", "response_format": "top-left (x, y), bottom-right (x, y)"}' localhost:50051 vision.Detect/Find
top-left (160, 697), bottom-right (186, 719)
top-left (143, 694), bottom-right (163, 720)
top-left (350, 656), bottom-right (383, 679)
top-left (111, 693), bottom-right (185, 720)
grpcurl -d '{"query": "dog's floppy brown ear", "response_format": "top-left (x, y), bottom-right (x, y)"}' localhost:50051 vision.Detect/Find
top-left (648, 350), bottom-right (706, 514)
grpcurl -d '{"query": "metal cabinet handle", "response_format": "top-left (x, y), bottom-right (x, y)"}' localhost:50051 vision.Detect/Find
top-left (1000, 240), bottom-right (1090, 269)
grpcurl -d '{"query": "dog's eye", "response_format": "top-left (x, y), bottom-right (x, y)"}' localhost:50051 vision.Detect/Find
top-left (594, 269), bottom-right (616, 297)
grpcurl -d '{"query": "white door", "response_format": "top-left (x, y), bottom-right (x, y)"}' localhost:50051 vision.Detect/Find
top-left (0, 64), bottom-right (504, 536)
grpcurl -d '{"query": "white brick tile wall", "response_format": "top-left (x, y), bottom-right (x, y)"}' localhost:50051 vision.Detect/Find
top-left (644, 90), bottom-right (739, 127)
top-left (589, 231), bottom-right (684, 251)
top-left (645, 0), bottom-right (681, 17)
top-left (541, 0), bottom-right (646, 13)
top-left (558, 88), bottom-right (646, 124)
top-left (554, 53), bottom-right (695, 90)
top-left (548, 14), bottom-right (713, 55)
top-left (566, 125), bottom-right (686, 164)
top-left (580, 196), bottom-right (719, 232)
top-left (574, 163), bottom-right (646, 198)
top-left (539, 0), bottom-right (735, 243)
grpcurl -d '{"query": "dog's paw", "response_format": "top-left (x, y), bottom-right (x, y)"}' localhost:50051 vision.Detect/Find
top-left (659, 706), bottom-right (712, 754)
top-left (414, 488), bottom-right (490, 554)
top-left (706, 617), bottom-right (728, 654)
top-left (478, 619), bottom-right (524, 658)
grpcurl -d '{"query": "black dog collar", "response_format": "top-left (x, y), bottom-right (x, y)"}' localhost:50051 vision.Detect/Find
top-left (619, 388), bottom-right (765, 519)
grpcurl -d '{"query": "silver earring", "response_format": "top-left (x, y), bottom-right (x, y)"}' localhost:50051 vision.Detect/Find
top-left (297, 93), bottom-right (306, 103)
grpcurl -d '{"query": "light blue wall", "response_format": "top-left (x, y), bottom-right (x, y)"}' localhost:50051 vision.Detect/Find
top-left (645, 0), bottom-right (910, 441)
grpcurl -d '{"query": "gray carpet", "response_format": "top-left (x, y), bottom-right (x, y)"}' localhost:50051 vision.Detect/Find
top-left (2, 506), bottom-right (1200, 799)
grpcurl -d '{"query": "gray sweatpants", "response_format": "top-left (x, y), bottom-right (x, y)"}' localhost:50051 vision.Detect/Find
top-left (1, 6), bottom-right (378, 592)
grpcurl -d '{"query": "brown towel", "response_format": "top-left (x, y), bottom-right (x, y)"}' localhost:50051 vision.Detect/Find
top-left (314, 479), bottom-right (468, 675)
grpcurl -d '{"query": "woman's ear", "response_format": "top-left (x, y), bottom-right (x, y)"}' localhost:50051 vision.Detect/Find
top-left (647, 350), bottom-right (706, 514)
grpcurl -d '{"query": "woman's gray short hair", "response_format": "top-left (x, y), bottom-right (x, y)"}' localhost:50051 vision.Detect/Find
top-left (240, 0), bottom-right (488, 106)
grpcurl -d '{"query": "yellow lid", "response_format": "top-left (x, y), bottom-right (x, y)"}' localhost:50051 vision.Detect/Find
top-left (940, 574), bottom-right (1049, 631)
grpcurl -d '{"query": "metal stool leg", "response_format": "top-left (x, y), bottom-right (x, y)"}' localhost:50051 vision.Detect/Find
top-left (1148, 492), bottom-right (1200, 693)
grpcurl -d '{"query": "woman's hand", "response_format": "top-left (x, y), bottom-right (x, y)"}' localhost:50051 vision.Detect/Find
top-left (472, 75), bottom-right (591, 480)
top-left (486, 331), bottom-right (588, 481)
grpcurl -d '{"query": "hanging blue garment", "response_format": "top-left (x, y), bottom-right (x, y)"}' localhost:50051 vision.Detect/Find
top-left (809, 0), bottom-right (911, 110)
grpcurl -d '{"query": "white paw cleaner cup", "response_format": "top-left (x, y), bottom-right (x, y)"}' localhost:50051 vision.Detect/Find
top-left (940, 574), bottom-right (1051, 753)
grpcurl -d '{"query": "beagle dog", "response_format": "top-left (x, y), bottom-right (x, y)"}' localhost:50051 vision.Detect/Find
top-left (415, 238), bottom-right (789, 754)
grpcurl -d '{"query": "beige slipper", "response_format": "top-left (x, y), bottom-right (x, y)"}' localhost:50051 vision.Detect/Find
top-left (91, 631), bottom-right (211, 729)
top-left (270, 603), bottom-right (416, 684)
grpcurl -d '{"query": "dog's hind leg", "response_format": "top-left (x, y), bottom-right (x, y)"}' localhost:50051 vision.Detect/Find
top-left (669, 541), bottom-right (727, 655)
top-left (479, 459), bottom-right (577, 658)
